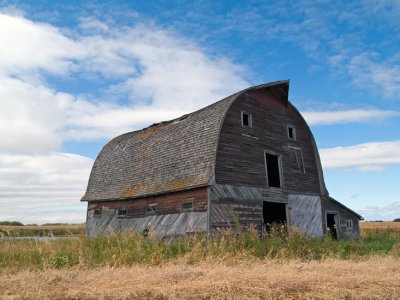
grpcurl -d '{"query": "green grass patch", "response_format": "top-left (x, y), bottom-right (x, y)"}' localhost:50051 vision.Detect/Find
top-left (1, 226), bottom-right (400, 270)
top-left (0, 228), bottom-right (85, 237)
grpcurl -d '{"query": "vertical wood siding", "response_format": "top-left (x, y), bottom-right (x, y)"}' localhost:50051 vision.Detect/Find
top-left (288, 194), bottom-right (323, 237)
top-left (209, 184), bottom-right (325, 237)
top-left (209, 184), bottom-right (266, 233)
top-left (215, 89), bottom-right (321, 195)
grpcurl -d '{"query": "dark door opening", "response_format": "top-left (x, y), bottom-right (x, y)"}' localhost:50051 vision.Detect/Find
top-left (263, 201), bottom-right (287, 232)
top-left (265, 153), bottom-right (281, 188)
top-left (326, 213), bottom-right (338, 240)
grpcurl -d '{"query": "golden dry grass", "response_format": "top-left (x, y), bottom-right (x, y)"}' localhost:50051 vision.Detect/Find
top-left (360, 221), bottom-right (400, 231)
top-left (1, 257), bottom-right (400, 299)
top-left (1, 222), bottom-right (399, 299)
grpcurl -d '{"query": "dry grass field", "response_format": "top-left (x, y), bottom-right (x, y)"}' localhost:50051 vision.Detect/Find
top-left (0, 224), bottom-right (85, 237)
top-left (360, 221), bottom-right (400, 231)
top-left (1, 257), bottom-right (400, 299)
top-left (0, 224), bottom-right (85, 231)
top-left (1, 222), bottom-right (400, 299)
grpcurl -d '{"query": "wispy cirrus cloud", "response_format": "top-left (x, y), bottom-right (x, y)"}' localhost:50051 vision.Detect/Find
top-left (320, 141), bottom-right (400, 170)
top-left (359, 201), bottom-right (400, 221)
top-left (209, 1), bottom-right (400, 99)
top-left (303, 109), bottom-right (400, 126)
top-left (348, 52), bottom-right (400, 99)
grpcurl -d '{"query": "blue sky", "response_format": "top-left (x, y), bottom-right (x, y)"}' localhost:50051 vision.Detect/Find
top-left (0, 0), bottom-right (399, 223)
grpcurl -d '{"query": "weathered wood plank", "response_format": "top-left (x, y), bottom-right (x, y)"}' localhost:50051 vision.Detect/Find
top-left (288, 194), bottom-right (323, 237)
top-left (86, 207), bottom-right (207, 237)
top-left (215, 89), bottom-right (322, 195)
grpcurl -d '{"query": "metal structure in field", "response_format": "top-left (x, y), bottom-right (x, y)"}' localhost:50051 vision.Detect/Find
top-left (81, 80), bottom-right (362, 239)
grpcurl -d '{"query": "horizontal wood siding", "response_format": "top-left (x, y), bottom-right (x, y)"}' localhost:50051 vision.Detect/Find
top-left (210, 185), bottom-right (325, 238)
top-left (215, 89), bottom-right (321, 195)
top-left (209, 184), bottom-right (287, 233)
top-left (88, 187), bottom-right (207, 218)
top-left (86, 187), bottom-right (208, 237)
top-left (321, 197), bottom-right (360, 239)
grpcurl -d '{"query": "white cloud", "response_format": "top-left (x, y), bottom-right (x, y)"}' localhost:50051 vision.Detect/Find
top-left (79, 24), bottom-right (249, 109)
top-left (359, 202), bottom-right (400, 221)
top-left (348, 52), bottom-right (400, 99)
top-left (0, 12), bottom-right (250, 223)
top-left (0, 13), bottom-right (85, 76)
top-left (303, 109), bottom-right (400, 125)
top-left (0, 76), bottom-right (66, 154)
top-left (0, 13), bottom-right (249, 153)
top-left (320, 141), bottom-right (400, 169)
top-left (356, 165), bottom-right (385, 172)
top-left (63, 105), bottom-right (188, 141)
top-left (0, 152), bottom-right (93, 224)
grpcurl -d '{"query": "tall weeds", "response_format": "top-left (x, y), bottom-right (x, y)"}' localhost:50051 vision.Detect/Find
top-left (1, 225), bottom-right (399, 270)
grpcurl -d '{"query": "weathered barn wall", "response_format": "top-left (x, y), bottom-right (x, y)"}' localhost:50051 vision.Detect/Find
top-left (82, 81), bottom-right (361, 239)
top-left (87, 207), bottom-right (207, 237)
top-left (321, 197), bottom-right (360, 239)
top-left (209, 184), bottom-right (287, 233)
top-left (209, 185), bottom-right (324, 237)
top-left (86, 187), bottom-right (208, 237)
top-left (215, 88), bottom-right (322, 195)
top-left (288, 194), bottom-right (323, 237)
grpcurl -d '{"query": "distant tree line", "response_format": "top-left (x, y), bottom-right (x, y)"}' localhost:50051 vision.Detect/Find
top-left (0, 221), bottom-right (24, 226)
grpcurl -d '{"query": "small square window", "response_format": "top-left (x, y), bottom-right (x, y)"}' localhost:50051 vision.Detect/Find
top-left (287, 125), bottom-right (296, 140)
top-left (346, 219), bottom-right (353, 228)
top-left (182, 201), bottom-right (193, 211)
top-left (241, 111), bottom-right (252, 128)
top-left (147, 204), bottom-right (157, 215)
top-left (117, 208), bottom-right (127, 217)
top-left (93, 208), bottom-right (101, 218)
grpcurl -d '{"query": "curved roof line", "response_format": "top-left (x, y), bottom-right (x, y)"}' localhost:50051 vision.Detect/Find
top-left (82, 80), bottom-right (292, 202)
top-left (287, 101), bottom-right (328, 196)
top-left (209, 80), bottom-right (290, 184)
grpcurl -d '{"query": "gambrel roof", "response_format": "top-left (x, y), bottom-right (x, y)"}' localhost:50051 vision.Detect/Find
top-left (81, 80), bottom-right (296, 202)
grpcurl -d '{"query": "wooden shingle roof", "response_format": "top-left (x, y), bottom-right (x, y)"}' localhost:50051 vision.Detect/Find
top-left (81, 81), bottom-right (289, 202)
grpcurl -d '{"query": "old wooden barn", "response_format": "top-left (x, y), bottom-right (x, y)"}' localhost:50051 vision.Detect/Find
top-left (82, 80), bottom-right (362, 239)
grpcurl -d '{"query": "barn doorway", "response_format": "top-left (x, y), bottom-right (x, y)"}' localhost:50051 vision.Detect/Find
top-left (326, 213), bottom-right (338, 240)
top-left (263, 201), bottom-right (287, 232)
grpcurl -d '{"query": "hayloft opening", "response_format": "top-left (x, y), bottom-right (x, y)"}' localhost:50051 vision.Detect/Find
top-left (326, 213), bottom-right (338, 240)
top-left (263, 201), bottom-right (287, 231)
top-left (265, 153), bottom-right (281, 188)
top-left (241, 111), bottom-right (252, 128)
